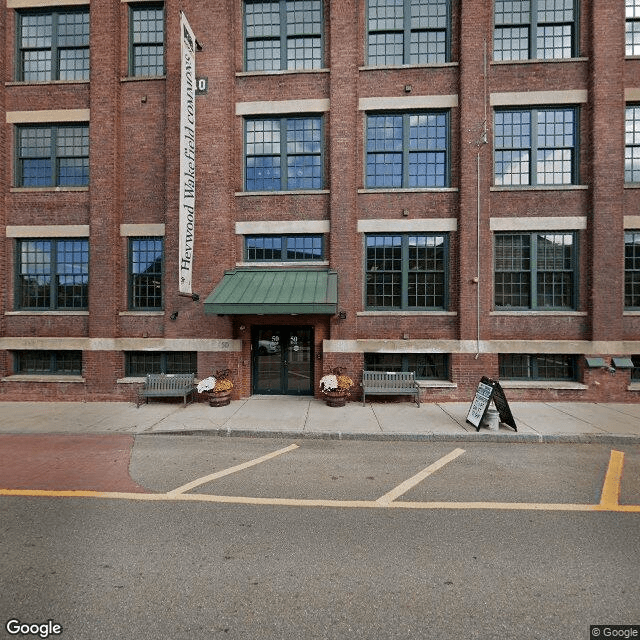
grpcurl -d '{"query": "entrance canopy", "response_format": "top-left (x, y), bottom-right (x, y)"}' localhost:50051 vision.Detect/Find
top-left (204, 268), bottom-right (338, 315)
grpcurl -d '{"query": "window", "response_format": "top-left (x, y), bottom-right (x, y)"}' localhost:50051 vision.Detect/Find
top-left (493, 0), bottom-right (577, 61)
top-left (631, 355), bottom-right (640, 381)
top-left (130, 3), bottom-right (164, 77)
top-left (494, 232), bottom-right (576, 310)
top-left (494, 108), bottom-right (578, 186)
top-left (364, 352), bottom-right (449, 379)
top-left (17, 239), bottom-right (88, 310)
top-left (366, 112), bottom-right (448, 188)
top-left (125, 352), bottom-right (197, 377)
top-left (626, 106), bottom-right (640, 183)
top-left (129, 237), bottom-right (163, 310)
top-left (499, 354), bottom-right (576, 381)
top-left (17, 8), bottom-right (89, 82)
top-left (245, 234), bottom-right (325, 261)
top-left (367, 0), bottom-right (449, 66)
top-left (627, 0), bottom-right (640, 56)
top-left (625, 231), bottom-right (640, 308)
top-left (245, 116), bottom-right (323, 191)
top-left (365, 234), bottom-right (448, 309)
top-left (14, 350), bottom-right (82, 375)
top-left (16, 124), bottom-right (89, 188)
top-left (244, 0), bottom-right (323, 71)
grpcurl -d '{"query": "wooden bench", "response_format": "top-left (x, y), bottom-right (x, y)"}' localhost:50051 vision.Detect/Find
top-left (137, 373), bottom-right (195, 407)
top-left (361, 370), bottom-right (421, 407)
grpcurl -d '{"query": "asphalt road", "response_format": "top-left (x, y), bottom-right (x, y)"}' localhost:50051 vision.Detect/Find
top-left (1, 435), bottom-right (638, 640)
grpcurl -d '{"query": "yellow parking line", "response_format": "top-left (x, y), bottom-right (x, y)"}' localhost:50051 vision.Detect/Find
top-left (2, 446), bottom-right (639, 513)
top-left (376, 447), bottom-right (465, 505)
top-left (1, 488), bottom-right (639, 512)
top-left (599, 450), bottom-right (625, 509)
top-left (166, 443), bottom-right (299, 496)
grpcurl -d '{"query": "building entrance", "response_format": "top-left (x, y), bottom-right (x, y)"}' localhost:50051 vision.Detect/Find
top-left (252, 326), bottom-right (314, 395)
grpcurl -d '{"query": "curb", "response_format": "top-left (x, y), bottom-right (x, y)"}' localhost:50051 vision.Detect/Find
top-left (142, 428), bottom-right (640, 445)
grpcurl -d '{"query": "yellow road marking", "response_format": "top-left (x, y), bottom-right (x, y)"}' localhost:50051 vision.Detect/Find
top-left (166, 443), bottom-right (299, 496)
top-left (2, 447), bottom-right (639, 513)
top-left (376, 447), bottom-right (465, 505)
top-left (1, 488), bottom-right (639, 512)
top-left (599, 449), bottom-right (625, 509)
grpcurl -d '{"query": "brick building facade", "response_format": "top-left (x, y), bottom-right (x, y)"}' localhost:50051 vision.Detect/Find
top-left (2, 0), bottom-right (640, 404)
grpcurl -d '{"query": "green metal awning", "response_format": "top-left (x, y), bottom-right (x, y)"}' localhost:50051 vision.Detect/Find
top-left (204, 269), bottom-right (338, 315)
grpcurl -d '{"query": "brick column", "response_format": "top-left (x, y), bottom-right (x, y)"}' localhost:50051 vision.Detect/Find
top-left (87, 1), bottom-right (122, 392)
top-left (0, 2), bottom-right (7, 369)
top-left (457, 3), bottom-right (493, 349)
top-left (328, 0), bottom-right (359, 341)
top-left (589, 3), bottom-right (625, 342)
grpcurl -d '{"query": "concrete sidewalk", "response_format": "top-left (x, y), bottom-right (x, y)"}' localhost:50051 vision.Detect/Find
top-left (1, 397), bottom-right (640, 443)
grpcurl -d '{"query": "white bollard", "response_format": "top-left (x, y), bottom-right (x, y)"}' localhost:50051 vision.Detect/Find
top-left (481, 408), bottom-right (500, 431)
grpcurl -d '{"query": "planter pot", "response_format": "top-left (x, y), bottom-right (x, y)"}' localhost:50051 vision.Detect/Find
top-left (208, 389), bottom-right (231, 407)
top-left (324, 390), bottom-right (347, 407)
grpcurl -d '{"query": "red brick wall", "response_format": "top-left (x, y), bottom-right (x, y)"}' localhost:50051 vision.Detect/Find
top-left (1, 0), bottom-right (640, 403)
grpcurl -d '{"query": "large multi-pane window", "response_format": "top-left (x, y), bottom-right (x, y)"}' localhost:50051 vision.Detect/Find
top-left (499, 354), bottom-right (576, 380)
top-left (627, 0), bottom-right (640, 56)
top-left (16, 238), bottom-right (89, 310)
top-left (626, 106), bottom-right (640, 183)
top-left (366, 112), bottom-right (448, 188)
top-left (494, 108), bottom-right (577, 186)
top-left (365, 234), bottom-right (448, 310)
top-left (130, 3), bottom-right (164, 76)
top-left (125, 352), bottom-right (197, 377)
top-left (129, 238), bottom-right (163, 310)
top-left (16, 124), bottom-right (89, 188)
top-left (494, 232), bottom-right (576, 310)
top-left (364, 352), bottom-right (449, 380)
top-left (625, 231), bottom-right (640, 308)
top-left (367, 0), bottom-right (450, 66)
top-left (493, 0), bottom-right (577, 61)
top-left (245, 116), bottom-right (323, 191)
top-left (17, 8), bottom-right (89, 82)
top-left (245, 235), bottom-right (324, 261)
top-left (14, 350), bottom-right (83, 375)
top-left (244, 1), bottom-right (323, 71)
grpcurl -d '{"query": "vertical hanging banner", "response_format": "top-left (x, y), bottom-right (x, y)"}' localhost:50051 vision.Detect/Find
top-left (179, 12), bottom-right (196, 295)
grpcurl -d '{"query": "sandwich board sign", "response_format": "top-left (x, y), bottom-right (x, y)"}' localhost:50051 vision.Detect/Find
top-left (466, 376), bottom-right (517, 432)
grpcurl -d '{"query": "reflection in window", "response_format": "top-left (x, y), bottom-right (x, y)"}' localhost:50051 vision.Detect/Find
top-left (245, 234), bottom-right (324, 261)
top-left (130, 3), bottom-right (165, 76)
top-left (367, 0), bottom-right (450, 66)
top-left (245, 0), bottom-right (323, 71)
top-left (17, 238), bottom-right (89, 310)
top-left (129, 237), bottom-right (163, 309)
top-left (494, 108), bottom-right (577, 186)
top-left (17, 124), bottom-right (89, 188)
top-left (366, 112), bottom-right (448, 188)
top-left (245, 116), bottom-right (323, 191)
top-left (627, 0), bottom-right (640, 56)
top-left (494, 0), bottom-right (576, 61)
top-left (18, 8), bottom-right (90, 82)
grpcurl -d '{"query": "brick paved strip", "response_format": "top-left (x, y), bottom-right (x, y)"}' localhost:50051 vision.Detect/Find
top-left (0, 434), bottom-right (149, 493)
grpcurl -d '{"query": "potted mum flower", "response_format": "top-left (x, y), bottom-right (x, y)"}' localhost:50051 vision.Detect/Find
top-left (198, 369), bottom-right (234, 407)
top-left (319, 367), bottom-right (354, 407)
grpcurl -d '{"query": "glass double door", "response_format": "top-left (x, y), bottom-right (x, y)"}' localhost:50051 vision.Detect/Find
top-left (252, 326), bottom-right (314, 395)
